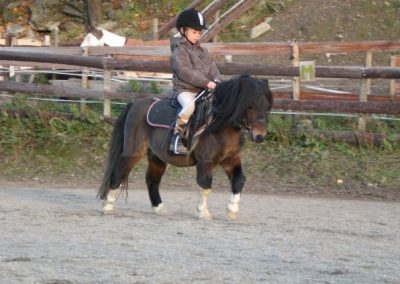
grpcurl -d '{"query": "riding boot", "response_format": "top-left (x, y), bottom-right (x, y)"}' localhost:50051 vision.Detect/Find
top-left (174, 116), bottom-right (187, 136)
top-left (169, 117), bottom-right (188, 154)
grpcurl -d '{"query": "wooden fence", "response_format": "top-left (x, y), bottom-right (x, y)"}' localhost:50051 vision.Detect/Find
top-left (1, 40), bottom-right (400, 120)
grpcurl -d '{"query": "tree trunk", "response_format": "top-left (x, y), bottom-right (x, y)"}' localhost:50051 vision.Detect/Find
top-left (87, 0), bottom-right (103, 29)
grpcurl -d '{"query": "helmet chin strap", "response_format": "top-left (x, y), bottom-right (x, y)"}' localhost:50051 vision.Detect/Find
top-left (179, 28), bottom-right (196, 45)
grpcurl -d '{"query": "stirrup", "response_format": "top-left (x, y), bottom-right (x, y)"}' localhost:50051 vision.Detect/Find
top-left (169, 133), bottom-right (188, 154)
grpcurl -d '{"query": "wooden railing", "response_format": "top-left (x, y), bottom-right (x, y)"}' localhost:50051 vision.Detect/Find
top-left (1, 40), bottom-right (400, 118)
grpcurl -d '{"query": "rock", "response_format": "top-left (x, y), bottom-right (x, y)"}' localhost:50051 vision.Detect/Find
top-left (6, 23), bottom-right (25, 34)
top-left (250, 17), bottom-right (272, 39)
top-left (29, 0), bottom-right (64, 31)
top-left (98, 21), bottom-right (119, 31)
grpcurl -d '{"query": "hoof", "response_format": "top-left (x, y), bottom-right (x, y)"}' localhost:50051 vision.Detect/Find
top-left (152, 203), bottom-right (167, 214)
top-left (198, 210), bottom-right (212, 220)
top-left (102, 208), bottom-right (114, 215)
top-left (102, 203), bottom-right (115, 215)
top-left (226, 209), bottom-right (238, 220)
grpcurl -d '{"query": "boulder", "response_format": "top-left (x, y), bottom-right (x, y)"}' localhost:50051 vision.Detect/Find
top-left (29, 0), bottom-right (65, 31)
top-left (250, 17), bottom-right (273, 39)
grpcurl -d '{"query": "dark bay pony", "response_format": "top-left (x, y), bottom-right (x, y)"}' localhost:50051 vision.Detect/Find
top-left (98, 75), bottom-right (273, 219)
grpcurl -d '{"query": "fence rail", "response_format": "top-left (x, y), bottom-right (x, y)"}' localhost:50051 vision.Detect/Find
top-left (1, 40), bottom-right (400, 118)
top-left (2, 40), bottom-right (400, 57)
top-left (2, 49), bottom-right (400, 79)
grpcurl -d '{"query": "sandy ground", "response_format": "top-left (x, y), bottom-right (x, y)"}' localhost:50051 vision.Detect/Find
top-left (0, 181), bottom-right (399, 284)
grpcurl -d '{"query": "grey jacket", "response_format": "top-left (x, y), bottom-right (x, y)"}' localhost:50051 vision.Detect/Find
top-left (170, 37), bottom-right (222, 97)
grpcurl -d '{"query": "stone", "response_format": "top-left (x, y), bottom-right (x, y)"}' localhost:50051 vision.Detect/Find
top-left (250, 17), bottom-right (273, 39)
top-left (29, 0), bottom-right (64, 31)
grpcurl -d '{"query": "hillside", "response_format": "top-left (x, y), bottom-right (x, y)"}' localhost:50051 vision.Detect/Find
top-left (1, 0), bottom-right (400, 44)
top-left (233, 0), bottom-right (400, 66)
top-left (252, 0), bottom-right (400, 42)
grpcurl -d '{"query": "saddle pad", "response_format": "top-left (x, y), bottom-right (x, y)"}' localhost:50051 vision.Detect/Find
top-left (147, 98), bottom-right (179, 129)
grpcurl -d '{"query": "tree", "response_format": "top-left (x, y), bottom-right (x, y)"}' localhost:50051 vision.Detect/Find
top-left (87, 0), bottom-right (103, 29)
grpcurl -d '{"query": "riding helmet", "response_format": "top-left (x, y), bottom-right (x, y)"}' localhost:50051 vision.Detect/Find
top-left (176, 8), bottom-right (207, 31)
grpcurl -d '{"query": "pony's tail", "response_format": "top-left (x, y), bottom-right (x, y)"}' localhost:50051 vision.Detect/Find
top-left (98, 102), bottom-right (133, 200)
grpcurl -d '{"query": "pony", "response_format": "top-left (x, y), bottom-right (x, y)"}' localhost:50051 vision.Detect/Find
top-left (98, 74), bottom-right (273, 219)
top-left (80, 27), bottom-right (127, 47)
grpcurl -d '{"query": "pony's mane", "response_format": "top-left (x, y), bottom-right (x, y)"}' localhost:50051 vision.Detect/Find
top-left (205, 75), bottom-right (272, 133)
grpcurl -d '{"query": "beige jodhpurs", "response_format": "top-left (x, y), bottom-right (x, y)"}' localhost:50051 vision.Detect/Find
top-left (177, 91), bottom-right (197, 122)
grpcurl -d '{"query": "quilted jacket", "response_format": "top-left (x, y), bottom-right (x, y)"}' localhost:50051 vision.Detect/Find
top-left (170, 37), bottom-right (222, 97)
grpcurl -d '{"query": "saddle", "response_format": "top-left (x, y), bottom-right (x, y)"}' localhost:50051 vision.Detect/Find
top-left (146, 98), bottom-right (179, 130)
top-left (147, 91), bottom-right (214, 152)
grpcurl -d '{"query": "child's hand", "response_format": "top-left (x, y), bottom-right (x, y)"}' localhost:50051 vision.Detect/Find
top-left (207, 81), bottom-right (217, 90)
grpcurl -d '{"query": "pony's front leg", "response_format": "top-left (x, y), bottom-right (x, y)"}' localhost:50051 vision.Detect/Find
top-left (227, 192), bottom-right (241, 219)
top-left (197, 189), bottom-right (211, 219)
top-left (221, 156), bottom-right (246, 219)
top-left (196, 161), bottom-right (214, 219)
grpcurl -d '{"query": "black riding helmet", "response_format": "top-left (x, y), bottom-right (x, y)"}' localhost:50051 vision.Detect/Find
top-left (176, 8), bottom-right (207, 31)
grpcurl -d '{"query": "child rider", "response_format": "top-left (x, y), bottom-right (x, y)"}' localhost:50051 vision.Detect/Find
top-left (170, 8), bottom-right (222, 152)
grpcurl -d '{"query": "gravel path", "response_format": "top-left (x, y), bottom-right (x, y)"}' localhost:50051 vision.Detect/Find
top-left (1, 184), bottom-right (399, 283)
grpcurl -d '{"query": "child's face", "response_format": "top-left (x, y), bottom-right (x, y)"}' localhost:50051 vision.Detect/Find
top-left (184, 27), bottom-right (202, 44)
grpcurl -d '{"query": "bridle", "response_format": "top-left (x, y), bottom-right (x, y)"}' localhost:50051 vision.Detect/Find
top-left (239, 112), bottom-right (266, 133)
top-left (239, 117), bottom-right (252, 132)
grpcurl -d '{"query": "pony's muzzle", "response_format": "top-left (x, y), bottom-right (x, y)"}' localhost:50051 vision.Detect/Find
top-left (254, 134), bottom-right (265, 143)
top-left (250, 121), bottom-right (267, 143)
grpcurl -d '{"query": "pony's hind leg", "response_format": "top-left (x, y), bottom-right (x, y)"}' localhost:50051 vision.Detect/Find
top-left (103, 150), bottom-right (146, 214)
top-left (102, 188), bottom-right (118, 213)
top-left (146, 152), bottom-right (167, 214)
top-left (110, 153), bottom-right (143, 188)
top-left (221, 156), bottom-right (246, 219)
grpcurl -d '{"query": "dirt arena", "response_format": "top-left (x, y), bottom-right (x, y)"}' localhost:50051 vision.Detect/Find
top-left (1, 181), bottom-right (399, 284)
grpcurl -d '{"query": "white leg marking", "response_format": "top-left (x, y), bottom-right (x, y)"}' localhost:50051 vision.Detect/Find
top-left (197, 189), bottom-right (211, 219)
top-left (102, 189), bottom-right (118, 214)
top-left (227, 193), bottom-right (241, 219)
top-left (152, 203), bottom-right (167, 214)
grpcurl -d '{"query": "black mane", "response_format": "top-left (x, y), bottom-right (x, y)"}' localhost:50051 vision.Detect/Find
top-left (205, 75), bottom-right (272, 133)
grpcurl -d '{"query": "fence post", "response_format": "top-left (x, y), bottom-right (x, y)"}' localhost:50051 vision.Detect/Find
top-left (52, 27), bottom-right (59, 47)
top-left (5, 33), bottom-right (17, 81)
top-left (290, 41), bottom-right (300, 100)
top-left (13, 36), bottom-right (21, 83)
top-left (290, 40), bottom-right (300, 133)
top-left (224, 54), bottom-right (232, 63)
top-left (103, 70), bottom-right (111, 117)
top-left (81, 47), bottom-right (89, 114)
top-left (43, 35), bottom-right (51, 47)
top-left (358, 51), bottom-right (372, 132)
top-left (152, 18), bottom-right (159, 40)
top-left (389, 55), bottom-right (398, 100)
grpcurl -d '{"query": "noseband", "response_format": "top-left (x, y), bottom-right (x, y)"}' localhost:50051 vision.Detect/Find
top-left (239, 116), bottom-right (265, 133)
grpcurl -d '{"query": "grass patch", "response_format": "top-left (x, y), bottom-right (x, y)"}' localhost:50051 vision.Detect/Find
top-left (1, 104), bottom-right (399, 190)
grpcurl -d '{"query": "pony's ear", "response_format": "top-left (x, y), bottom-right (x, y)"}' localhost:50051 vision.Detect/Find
top-left (259, 79), bottom-right (269, 90)
top-left (259, 79), bottom-right (273, 109)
